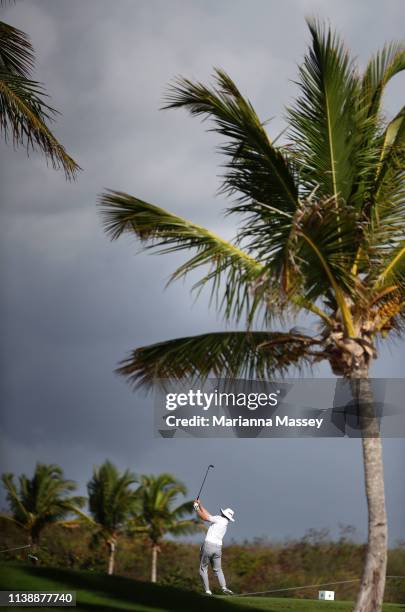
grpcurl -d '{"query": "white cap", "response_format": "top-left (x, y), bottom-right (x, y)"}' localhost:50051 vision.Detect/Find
top-left (221, 507), bottom-right (235, 522)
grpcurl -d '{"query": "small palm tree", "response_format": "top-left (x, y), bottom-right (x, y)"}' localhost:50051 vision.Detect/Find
top-left (130, 474), bottom-right (201, 583)
top-left (0, 2), bottom-right (79, 178)
top-left (1, 463), bottom-right (85, 552)
top-left (86, 461), bottom-right (138, 575)
top-left (100, 20), bottom-right (404, 611)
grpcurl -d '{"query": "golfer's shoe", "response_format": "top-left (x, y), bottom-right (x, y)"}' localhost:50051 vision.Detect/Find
top-left (205, 590), bottom-right (213, 596)
top-left (222, 588), bottom-right (234, 595)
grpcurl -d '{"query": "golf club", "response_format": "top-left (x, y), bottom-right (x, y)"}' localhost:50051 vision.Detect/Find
top-left (196, 464), bottom-right (214, 500)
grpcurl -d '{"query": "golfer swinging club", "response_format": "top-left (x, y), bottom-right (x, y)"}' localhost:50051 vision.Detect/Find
top-left (193, 497), bottom-right (234, 595)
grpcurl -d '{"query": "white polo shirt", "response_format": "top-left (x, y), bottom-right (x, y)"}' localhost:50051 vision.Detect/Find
top-left (205, 514), bottom-right (229, 546)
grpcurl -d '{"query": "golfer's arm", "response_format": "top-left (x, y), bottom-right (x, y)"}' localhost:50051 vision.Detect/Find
top-left (196, 503), bottom-right (211, 522)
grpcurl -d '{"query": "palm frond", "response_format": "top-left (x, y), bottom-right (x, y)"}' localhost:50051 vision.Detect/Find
top-left (378, 106), bottom-right (405, 168)
top-left (291, 295), bottom-right (333, 326)
top-left (366, 192), bottom-right (405, 278)
top-left (98, 190), bottom-right (258, 270)
top-left (164, 68), bottom-right (298, 214)
top-left (243, 193), bottom-right (357, 334)
top-left (1, 473), bottom-right (29, 521)
top-left (373, 243), bottom-right (405, 289)
top-left (287, 18), bottom-right (364, 204)
top-left (99, 190), bottom-right (265, 322)
top-left (371, 105), bottom-right (404, 212)
top-left (170, 500), bottom-right (194, 519)
top-left (130, 474), bottom-right (196, 546)
top-left (61, 506), bottom-right (95, 527)
top-left (163, 69), bottom-right (304, 298)
top-left (347, 50), bottom-right (405, 242)
top-left (358, 107), bottom-right (405, 280)
top-left (295, 197), bottom-right (359, 333)
top-left (0, 70), bottom-right (80, 179)
top-left (87, 461), bottom-right (138, 535)
top-left (1, 464), bottom-right (84, 539)
top-left (168, 519), bottom-right (202, 536)
top-left (372, 105), bottom-right (404, 218)
top-left (0, 21), bottom-right (34, 76)
top-left (361, 42), bottom-right (405, 119)
top-left (117, 330), bottom-right (318, 389)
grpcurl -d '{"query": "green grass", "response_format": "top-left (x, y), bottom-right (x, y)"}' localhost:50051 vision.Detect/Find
top-left (0, 564), bottom-right (403, 612)
top-left (231, 597), bottom-right (404, 611)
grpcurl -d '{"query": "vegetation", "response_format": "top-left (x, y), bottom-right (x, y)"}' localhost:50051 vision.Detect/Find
top-left (99, 19), bottom-right (405, 612)
top-left (85, 461), bottom-right (138, 575)
top-left (0, 463), bottom-right (85, 551)
top-left (129, 473), bottom-right (202, 582)
top-left (0, 462), bottom-right (199, 582)
top-left (0, 0), bottom-right (80, 177)
top-left (0, 563), bottom-right (404, 611)
top-left (1, 518), bottom-right (404, 604)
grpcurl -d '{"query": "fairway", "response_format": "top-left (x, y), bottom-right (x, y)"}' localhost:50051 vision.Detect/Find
top-left (0, 564), bottom-right (403, 612)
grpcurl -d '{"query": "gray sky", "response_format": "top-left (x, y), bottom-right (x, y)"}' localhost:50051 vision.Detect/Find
top-left (0, 0), bottom-right (404, 546)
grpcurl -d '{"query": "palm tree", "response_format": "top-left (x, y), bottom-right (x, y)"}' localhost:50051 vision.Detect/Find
top-left (1, 463), bottom-right (85, 552)
top-left (130, 474), bottom-right (201, 583)
top-left (99, 20), bottom-right (404, 612)
top-left (86, 460), bottom-right (138, 575)
top-left (0, 2), bottom-right (80, 178)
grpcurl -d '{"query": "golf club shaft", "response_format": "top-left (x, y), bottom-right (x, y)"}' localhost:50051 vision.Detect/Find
top-left (197, 465), bottom-right (213, 499)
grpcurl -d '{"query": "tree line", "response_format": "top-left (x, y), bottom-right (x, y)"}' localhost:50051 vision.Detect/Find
top-left (1, 462), bottom-right (202, 582)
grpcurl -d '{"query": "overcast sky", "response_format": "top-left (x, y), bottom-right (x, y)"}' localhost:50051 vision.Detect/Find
top-left (0, 0), bottom-right (404, 547)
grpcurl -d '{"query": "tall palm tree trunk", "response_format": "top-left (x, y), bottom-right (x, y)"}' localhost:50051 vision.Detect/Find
top-left (351, 373), bottom-right (387, 612)
top-left (107, 540), bottom-right (116, 576)
top-left (151, 545), bottom-right (158, 583)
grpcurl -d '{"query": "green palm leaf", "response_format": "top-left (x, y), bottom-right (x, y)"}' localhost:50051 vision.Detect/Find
top-left (87, 460), bottom-right (138, 536)
top-left (287, 18), bottom-right (363, 204)
top-left (164, 68), bottom-right (298, 215)
top-left (98, 190), bottom-right (260, 272)
top-left (373, 243), bottom-right (405, 289)
top-left (372, 106), bottom-right (405, 215)
top-left (0, 70), bottom-right (79, 179)
top-left (378, 106), bottom-right (405, 167)
top-left (359, 107), bottom-right (405, 280)
top-left (168, 519), bottom-right (203, 536)
top-left (1, 464), bottom-right (85, 544)
top-left (0, 21), bottom-right (34, 76)
top-left (361, 42), bottom-right (405, 119)
top-left (117, 331), bottom-right (318, 388)
top-left (1, 473), bottom-right (30, 523)
top-left (131, 474), bottom-right (200, 540)
top-left (0, 13), bottom-right (80, 179)
top-left (163, 69), bottom-right (300, 286)
top-left (99, 190), bottom-right (265, 322)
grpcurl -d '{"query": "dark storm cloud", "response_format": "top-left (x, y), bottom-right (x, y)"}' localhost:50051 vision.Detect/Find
top-left (0, 0), bottom-right (404, 544)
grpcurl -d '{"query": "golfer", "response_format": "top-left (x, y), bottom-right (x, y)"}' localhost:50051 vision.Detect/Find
top-left (193, 498), bottom-right (235, 596)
